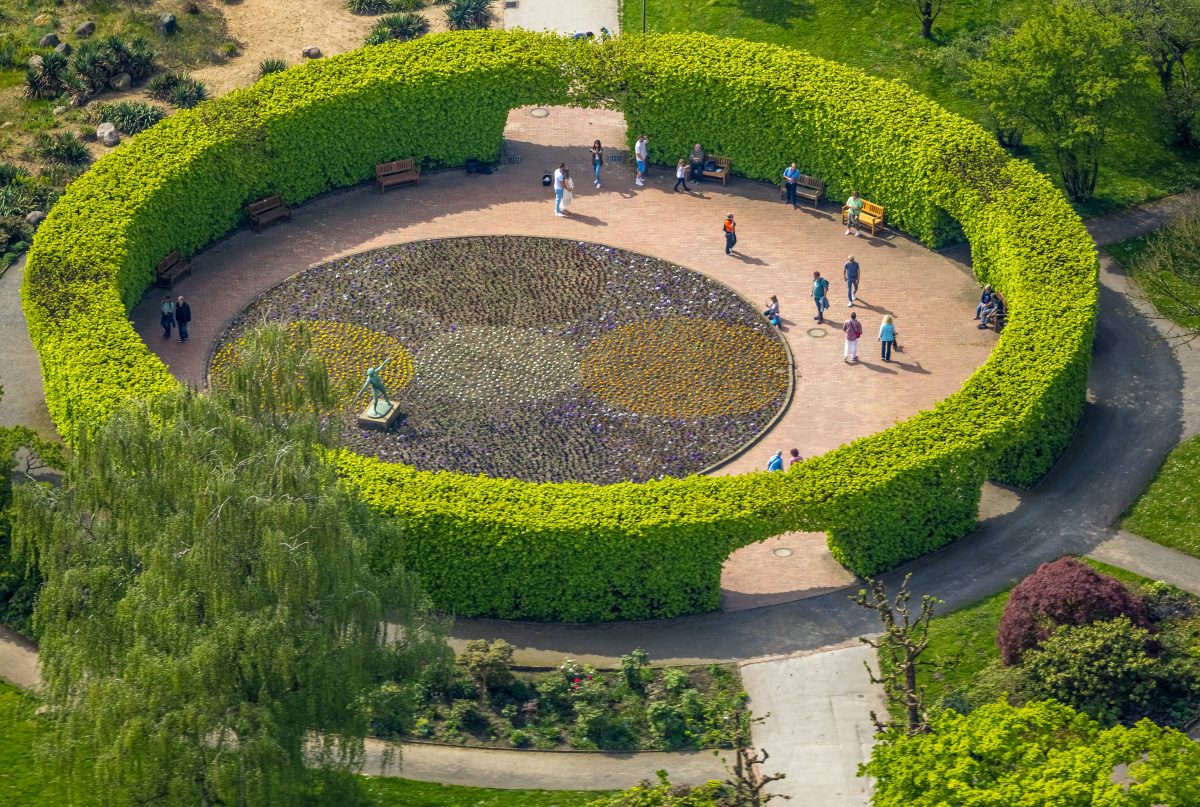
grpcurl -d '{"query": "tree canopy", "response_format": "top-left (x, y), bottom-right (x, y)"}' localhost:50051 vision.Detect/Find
top-left (15, 325), bottom-right (448, 806)
top-left (969, 1), bottom-right (1147, 201)
top-left (862, 699), bottom-right (1200, 806)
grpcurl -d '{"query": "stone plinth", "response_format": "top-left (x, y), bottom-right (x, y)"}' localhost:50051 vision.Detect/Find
top-left (357, 403), bottom-right (401, 431)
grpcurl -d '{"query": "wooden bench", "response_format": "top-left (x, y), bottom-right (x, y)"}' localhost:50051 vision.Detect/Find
top-left (700, 155), bottom-right (732, 186)
top-left (986, 292), bottom-right (1008, 333)
top-left (780, 174), bottom-right (825, 207)
top-left (247, 195), bottom-right (292, 232)
top-left (376, 158), bottom-right (421, 193)
top-left (841, 199), bottom-right (885, 236)
top-left (155, 250), bottom-right (191, 289)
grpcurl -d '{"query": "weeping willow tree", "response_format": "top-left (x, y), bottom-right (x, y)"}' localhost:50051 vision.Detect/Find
top-left (15, 324), bottom-right (449, 806)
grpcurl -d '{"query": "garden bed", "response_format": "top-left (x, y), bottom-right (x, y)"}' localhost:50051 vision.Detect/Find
top-left (211, 236), bottom-right (790, 484)
top-left (366, 644), bottom-right (749, 752)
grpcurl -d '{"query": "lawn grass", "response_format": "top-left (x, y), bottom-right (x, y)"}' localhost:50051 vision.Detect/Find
top-left (621, 0), bottom-right (1200, 215)
top-left (0, 682), bottom-right (603, 807)
top-left (1108, 234), bottom-right (1200, 334)
top-left (1120, 433), bottom-right (1200, 560)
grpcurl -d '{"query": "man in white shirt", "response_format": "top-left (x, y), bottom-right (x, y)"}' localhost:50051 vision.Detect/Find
top-left (634, 135), bottom-right (648, 186)
top-left (553, 162), bottom-right (565, 216)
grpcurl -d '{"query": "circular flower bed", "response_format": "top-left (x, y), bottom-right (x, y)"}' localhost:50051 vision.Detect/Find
top-left (211, 236), bottom-right (790, 484)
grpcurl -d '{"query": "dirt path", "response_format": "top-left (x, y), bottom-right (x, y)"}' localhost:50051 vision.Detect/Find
top-left (193, 0), bottom-right (427, 96)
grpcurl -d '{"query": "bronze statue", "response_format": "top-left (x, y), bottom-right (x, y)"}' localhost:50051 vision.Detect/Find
top-left (356, 358), bottom-right (393, 417)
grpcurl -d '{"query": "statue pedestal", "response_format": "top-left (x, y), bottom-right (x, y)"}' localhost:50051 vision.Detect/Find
top-left (357, 403), bottom-right (401, 431)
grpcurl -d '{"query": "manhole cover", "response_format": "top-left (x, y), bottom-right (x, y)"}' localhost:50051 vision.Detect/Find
top-left (806, 328), bottom-right (827, 337)
top-left (529, 108), bottom-right (550, 118)
top-left (772, 547), bottom-right (794, 558)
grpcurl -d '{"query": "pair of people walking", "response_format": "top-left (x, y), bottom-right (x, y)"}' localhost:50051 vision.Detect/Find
top-left (842, 313), bottom-right (897, 362)
top-left (160, 294), bottom-right (192, 342)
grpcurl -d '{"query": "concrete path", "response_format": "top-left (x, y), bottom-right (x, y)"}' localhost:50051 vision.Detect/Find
top-left (1084, 189), bottom-right (1200, 247)
top-left (0, 257), bottom-right (53, 436)
top-left (504, 0), bottom-right (619, 36)
top-left (740, 643), bottom-right (886, 806)
top-left (362, 740), bottom-right (725, 790)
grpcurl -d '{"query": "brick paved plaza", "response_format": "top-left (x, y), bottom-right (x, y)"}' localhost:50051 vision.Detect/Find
top-left (131, 107), bottom-right (997, 609)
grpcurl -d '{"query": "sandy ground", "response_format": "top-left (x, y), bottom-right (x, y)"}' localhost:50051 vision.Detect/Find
top-left (192, 0), bottom-right (453, 96)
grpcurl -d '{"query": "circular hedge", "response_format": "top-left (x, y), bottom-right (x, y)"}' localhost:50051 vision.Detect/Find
top-left (22, 31), bottom-right (1098, 622)
top-left (210, 236), bottom-right (790, 484)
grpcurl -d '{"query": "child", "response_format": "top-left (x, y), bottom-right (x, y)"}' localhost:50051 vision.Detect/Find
top-left (674, 159), bottom-right (690, 192)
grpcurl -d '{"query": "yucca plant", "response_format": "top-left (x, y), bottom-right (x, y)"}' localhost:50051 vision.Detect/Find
top-left (33, 131), bottom-right (90, 165)
top-left (346, 0), bottom-right (394, 12)
top-left (0, 162), bottom-right (30, 187)
top-left (24, 51), bottom-right (69, 99)
top-left (99, 35), bottom-right (131, 77)
top-left (364, 12), bottom-right (429, 45)
top-left (167, 77), bottom-right (207, 109)
top-left (92, 101), bottom-right (167, 135)
top-left (390, 0), bottom-right (427, 9)
top-left (126, 37), bottom-right (157, 82)
top-left (258, 59), bottom-right (287, 78)
top-left (146, 70), bottom-right (182, 101)
top-left (69, 41), bottom-right (109, 97)
top-left (444, 0), bottom-right (492, 30)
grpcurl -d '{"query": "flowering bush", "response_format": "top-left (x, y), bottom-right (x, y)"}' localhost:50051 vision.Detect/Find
top-left (211, 237), bottom-right (789, 483)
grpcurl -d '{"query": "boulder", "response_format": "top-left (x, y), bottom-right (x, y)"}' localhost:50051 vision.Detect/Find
top-left (96, 122), bottom-right (119, 147)
top-left (155, 14), bottom-right (177, 36)
top-left (52, 105), bottom-right (67, 115)
top-left (27, 55), bottom-right (42, 70)
top-left (302, 46), bottom-right (322, 59)
top-left (54, 42), bottom-right (72, 56)
top-left (108, 72), bottom-right (131, 91)
top-left (38, 32), bottom-right (59, 48)
top-left (25, 211), bottom-right (46, 227)
top-left (75, 20), bottom-right (96, 38)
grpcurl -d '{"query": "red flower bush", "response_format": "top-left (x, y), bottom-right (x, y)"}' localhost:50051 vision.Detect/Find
top-left (997, 558), bottom-right (1150, 666)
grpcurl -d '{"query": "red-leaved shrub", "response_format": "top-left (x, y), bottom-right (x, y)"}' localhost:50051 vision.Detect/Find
top-left (997, 557), bottom-right (1150, 666)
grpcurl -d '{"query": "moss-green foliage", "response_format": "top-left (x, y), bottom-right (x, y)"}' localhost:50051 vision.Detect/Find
top-left (22, 32), bottom-right (1097, 621)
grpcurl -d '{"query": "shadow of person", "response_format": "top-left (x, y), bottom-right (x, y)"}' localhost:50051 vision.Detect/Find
top-left (560, 213), bottom-right (607, 227)
top-left (731, 252), bottom-right (768, 266)
top-left (860, 361), bottom-right (898, 374)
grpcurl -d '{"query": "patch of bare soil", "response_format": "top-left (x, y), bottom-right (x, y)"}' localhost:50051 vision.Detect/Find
top-left (193, 1), bottom-right (452, 96)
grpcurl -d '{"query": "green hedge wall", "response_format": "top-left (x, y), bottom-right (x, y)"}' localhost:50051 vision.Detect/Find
top-left (22, 32), bottom-right (1098, 622)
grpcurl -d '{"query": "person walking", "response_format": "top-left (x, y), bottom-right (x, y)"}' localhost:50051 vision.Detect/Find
top-left (560, 168), bottom-right (575, 213)
top-left (788, 448), bottom-right (802, 466)
top-left (159, 295), bottom-right (175, 339)
top-left (674, 159), bottom-right (691, 192)
top-left (845, 190), bottom-right (864, 236)
top-left (723, 212), bottom-right (737, 255)
top-left (844, 254), bottom-right (860, 306)
top-left (591, 140), bottom-right (604, 188)
top-left (812, 271), bottom-right (830, 324)
top-left (843, 311), bottom-right (862, 363)
top-left (689, 143), bottom-right (704, 182)
top-left (767, 450), bottom-right (784, 471)
top-left (634, 135), bottom-right (649, 186)
top-left (175, 295), bottom-right (192, 343)
top-left (783, 162), bottom-right (801, 208)
top-left (879, 314), bottom-right (897, 362)
top-left (553, 162), bottom-right (566, 216)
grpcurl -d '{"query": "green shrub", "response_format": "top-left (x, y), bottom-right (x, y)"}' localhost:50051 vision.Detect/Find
top-left (32, 131), bottom-right (89, 165)
top-left (1022, 617), bottom-right (1200, 727)
top-left (347, 0), bottom-right (394, 12)
top-left (91, 101), bottom-right (167, 135)
top-left (167, 77), bottom-right (207, 109)
top-left (445, 0), bottom-right (493, 30)
top-left (258, 59), bottom-right (287, 78)
top-left (24, 52), bottom-right (68, 99)
top-left (21, 32), bottom-right (1097, 622)
top-left (364, 12), bottom-right (430, 45)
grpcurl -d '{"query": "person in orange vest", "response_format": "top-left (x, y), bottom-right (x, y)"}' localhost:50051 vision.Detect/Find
top-left (723, 212), bottom-right (737, 255)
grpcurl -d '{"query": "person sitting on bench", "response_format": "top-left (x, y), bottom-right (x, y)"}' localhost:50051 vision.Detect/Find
top-left (978, 293), bottom-right (1006, 329)
top-left (974, 284), bottom-right (993, 321)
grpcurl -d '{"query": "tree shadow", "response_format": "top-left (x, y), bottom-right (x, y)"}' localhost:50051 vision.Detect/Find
top-left (735, 0), bottom-right (816, 27)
